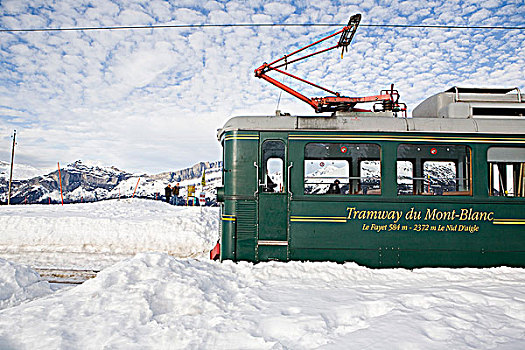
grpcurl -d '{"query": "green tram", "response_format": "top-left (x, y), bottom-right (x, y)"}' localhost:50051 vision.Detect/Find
top-left (215, 87), bottom-right (525, 268)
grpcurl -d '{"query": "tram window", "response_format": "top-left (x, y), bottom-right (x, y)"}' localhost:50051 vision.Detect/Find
top-left (359, 160), bottom-right (381, 195)
top-left (423, 161), bottom-right (457, 195)
top-left (304, 160), bottom-right (349, 195)
top-left (262, 140), bottom-right (285, 193)
top-left (488, 147), bottom-right (525, 197)
top-left (397, 144), bottom-right (471, 196)
top-left (266, 158), bottom-right (283, 193)
top-left (304, 143), bottom-right (381, 195)
top-left (397, 161), bottom-right (414, 195)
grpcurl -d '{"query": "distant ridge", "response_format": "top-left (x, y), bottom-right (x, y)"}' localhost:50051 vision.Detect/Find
top-left (0, 160), bottom-right (222, 205)
top-left (152, 161), bottom-right (222, 182)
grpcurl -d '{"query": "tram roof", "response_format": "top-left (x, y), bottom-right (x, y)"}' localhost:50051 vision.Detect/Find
top-left (218, 87), bottom-right (525, 140)
top-left (217, 114), bottom-right (525, 140)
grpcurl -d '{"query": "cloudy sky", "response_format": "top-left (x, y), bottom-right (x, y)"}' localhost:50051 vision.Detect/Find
top-left (0, 0), bottom-right (524, 174)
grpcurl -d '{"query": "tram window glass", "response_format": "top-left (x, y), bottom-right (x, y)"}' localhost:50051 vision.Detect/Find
top-left (397, 161), bottom-right (414, 194)
top-left (262, 140), bottom-right (285, 193)
top-left (360, 160), bottom-right (381, 194)
top-left (397, 144), bottom-right (471, 195)
top-left (488, 147), bottom-right (525, 197)
top-left (423, 161), bottom-right (457, 195)
top-left (267, 158), bottom-right (283, 193)
top-left (304, 143), bottom-right (381, 195)
top-left (304, 160), bottom-right (350, 194)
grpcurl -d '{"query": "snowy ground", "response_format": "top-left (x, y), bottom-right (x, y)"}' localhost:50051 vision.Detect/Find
top-left (0, 199), bottom-right (219, 269)
top-left (0, 199), bottom-right (524, 349)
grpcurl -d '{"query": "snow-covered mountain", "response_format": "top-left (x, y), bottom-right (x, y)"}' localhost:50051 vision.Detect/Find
top-left (0, 160), bottom-right (222, 205)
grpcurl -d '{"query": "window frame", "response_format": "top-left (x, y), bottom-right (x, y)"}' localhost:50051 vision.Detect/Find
top-left (303, 142), bottom-right (382, 196)
top-left (487, 146), bottom-right (525, 198)
top-left (396, 144), bottom-right (472, 196)
top-left (262, 139), bottom-right (286, 194)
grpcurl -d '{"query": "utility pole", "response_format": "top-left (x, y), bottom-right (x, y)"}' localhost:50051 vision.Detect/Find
top-left (7, 130), bottom-right (16, 205)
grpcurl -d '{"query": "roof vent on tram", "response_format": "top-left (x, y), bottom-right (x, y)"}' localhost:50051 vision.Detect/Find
top-left (412, 87), bottom-right (524, 119)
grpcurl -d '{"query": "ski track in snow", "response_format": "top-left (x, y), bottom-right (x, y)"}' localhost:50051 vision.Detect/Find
top-left (0, 199), bottom-right (524, 349)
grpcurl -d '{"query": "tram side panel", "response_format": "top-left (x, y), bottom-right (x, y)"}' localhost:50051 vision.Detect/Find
top-left (221, 133), bottom-right (259, 262)
top-left (289, 199), bottom-right (525, 268)
top-left (287, 136), bottom-right (525, 268)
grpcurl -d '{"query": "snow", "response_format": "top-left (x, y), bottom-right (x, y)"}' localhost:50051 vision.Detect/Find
top-left (0, 258), bottom-right (53, 310)
top-left (0, 199), bottom-right (219, 269)
top-left (0, 199), bottom-right (524, 349)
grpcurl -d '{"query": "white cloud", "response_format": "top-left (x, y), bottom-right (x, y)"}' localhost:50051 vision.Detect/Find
top-left (469, 8), bottom-right (492, 24)
top-left (173, 8), bottom-right (206, 23)
top-left (203, 1), bottom-right (224, 12)
top-left (0, 0), bottom-right (524, 172)
top-left (263, 3), bottom-right (296, 18)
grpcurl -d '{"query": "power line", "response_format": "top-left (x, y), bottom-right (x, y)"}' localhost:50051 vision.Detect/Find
top-left (0, 22), bottom-right (524, 33)
top-left (363, 24), bottom-right (524, 30)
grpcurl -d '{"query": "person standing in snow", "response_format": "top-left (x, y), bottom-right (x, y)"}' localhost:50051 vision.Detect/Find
top-left (172, 183), bottom-right (180, 205)
top-left (164, 184), bottom-right (172, 203)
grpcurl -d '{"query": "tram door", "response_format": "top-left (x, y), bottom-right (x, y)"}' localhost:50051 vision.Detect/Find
top-left (257, 135), bottom-right (288, 261)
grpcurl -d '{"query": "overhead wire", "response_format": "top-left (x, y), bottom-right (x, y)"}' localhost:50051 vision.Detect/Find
top-left (0, 23), bottom-right (524, 33)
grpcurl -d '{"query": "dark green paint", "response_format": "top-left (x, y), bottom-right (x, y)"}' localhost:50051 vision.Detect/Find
top-left (219, 130), bottom-right (525, 267)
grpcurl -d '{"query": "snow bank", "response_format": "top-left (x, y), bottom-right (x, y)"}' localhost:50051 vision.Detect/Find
top-left (1, 199), bottom-right (524, 349)
top-left (0, 258), bottom-right (52, 310)
top-left (0, 199), bottom-right (219, 269)
top-left (0, 253), bottom-right (524, 349)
